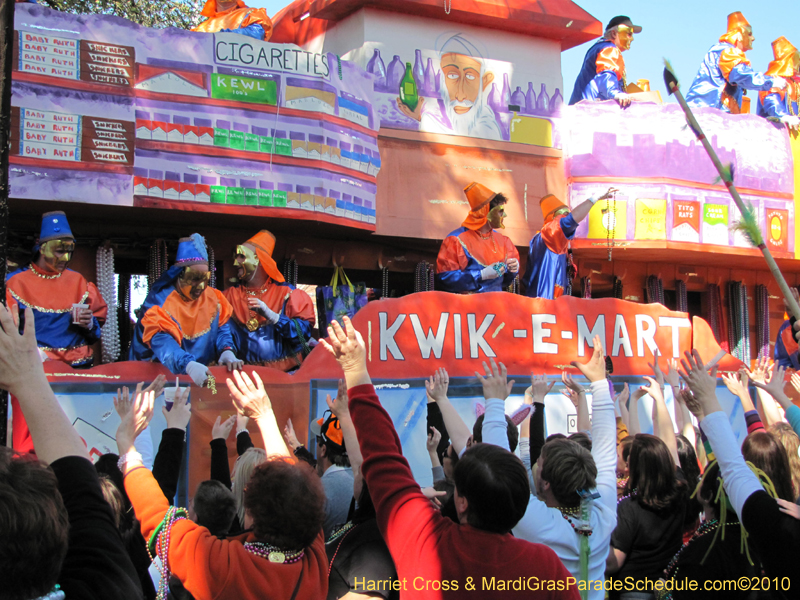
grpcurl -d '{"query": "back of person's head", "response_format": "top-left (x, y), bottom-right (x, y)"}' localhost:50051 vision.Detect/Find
top-left (0, 448), bottom-right (69, 600)
top-left (742, 430), bottom-right (795, 502)
top-left (696, 461), bottom-right (728, 519)
top-left (314, 412), bottom-right (351, 468)
top-left (472, 414), bottom-right (519, 452)
top-left (453, 443), bottom-right (529, 534)
top-left (244, 458), bottom-right (325, 549)
top-left (676, 434), bottom-right (702, 525)
top-left (768, 422), bottom-right (800, 499)
top-left (489, 193), bottom-right (508, 209)
top-left (540, 438), bottom-right (597, 508)
top-left (193, 480), bottom-right (237, 537)
top-left (628, 434), bottom-right (684, 511)
top-left (99, 475), bottom-right (125, 530)
top-left (568, 432), bottom-right (592, 452)
top-left (233, 447), bottom-right (266, 527)
top-left (95, 453), bottom-right (130, 508)
top-left (546, 433), bottom-right (567, 443)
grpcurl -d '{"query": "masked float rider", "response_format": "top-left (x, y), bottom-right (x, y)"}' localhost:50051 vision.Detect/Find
top-left (569, 15), bottom-right (641, 108)
top-left (756, 37), bottom-right (800, 131)
top-left (436, 182), bottom-right (520, 294)
top-left (522, 189), bottom-right (615, 299)
top-left (223, 230), bottom-right (315, 371)
top-left (192, 0), bottom-right (273, 40)
top-left (686, 12), bottom-right (786, 113)
top-left (6, 211), bottom-right (108, 452)
top-left (130, 234), bottom-right (243, 386)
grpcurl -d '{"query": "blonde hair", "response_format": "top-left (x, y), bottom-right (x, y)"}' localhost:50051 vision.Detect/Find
top-left (232, 447), bottom-right (266, 526)
top-left (768, 422), bottom-right (800, 499)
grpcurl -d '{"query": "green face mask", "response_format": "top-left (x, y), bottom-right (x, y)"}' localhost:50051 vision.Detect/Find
top-left (488, 204), bottom-right (507, 229)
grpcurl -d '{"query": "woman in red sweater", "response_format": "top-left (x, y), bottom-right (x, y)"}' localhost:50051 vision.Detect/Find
top-left (116, 371), bottom-right (328, 600)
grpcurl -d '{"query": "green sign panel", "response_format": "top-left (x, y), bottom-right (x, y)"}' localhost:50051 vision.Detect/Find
top-left (703, 204), bottom-right (728, 227)
top-left (211, 73), bottom-right (277, 105)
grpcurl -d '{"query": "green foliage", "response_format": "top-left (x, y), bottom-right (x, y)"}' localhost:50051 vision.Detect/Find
top-left (731, 201), bottom-right (764, 248)
top-left (40, 0), bottom-right (202, 30)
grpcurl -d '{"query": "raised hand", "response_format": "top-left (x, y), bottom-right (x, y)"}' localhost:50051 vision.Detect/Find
top-left (164, 385), bottom-right (191, 430)
top-left (320, 316), bottom-right (368, 378)
top-left (326, 379), bottom-right (350, 417)
top-left (665, 359), bottom-right (681, 389)
top-left (530, 374), bottom-right (556, 403)
top-left (641, 375), bottom-right (664, 404)
top-left (571, 335), bottom-right (606, 383)
top-left (427, 426), bottom-right (442, 454)
top-left (212, 414), bottom-right (236, 440)
top-left (115, 385), bottom-right (155, 456)
top-left (750, 363), bottom-right (791, 409)
top-left (746, 355), bottom-right (771, 384)
top-left (615, 382), bottom-right (630, 407)
top-left (143, 374), bottom-right (167, 399)
top-left (678, 350), bottom-right (721, 417)
top-left (647, 350), bottom-right (665, 388)
top-left (475, 358), bottom-right (515, 401)
top-left (721, 371), bottom-right (748, 398)
top-left (283, 418), bottom-right (302, 450)
top-left (562, 371), bottom-right (585, 394)
top-left (425, 368), bottom-right (450, 403)
top-left (226, 370), bottom-right (272, 420)
top-left (679, 388), bottom-right (704, 421)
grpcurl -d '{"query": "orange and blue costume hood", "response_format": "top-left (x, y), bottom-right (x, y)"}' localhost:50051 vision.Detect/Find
top-left (766, 37), bottom-right (798, 78)
top-left (193, 0), bottom-right (273, 41)
top-left (461, 182), bottom-right (496, 231)
top-left (718, 11), bottom-right (751, 48)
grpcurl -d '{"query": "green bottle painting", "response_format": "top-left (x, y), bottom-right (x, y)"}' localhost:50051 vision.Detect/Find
top-left (399, 62), bottom-right (419, 112)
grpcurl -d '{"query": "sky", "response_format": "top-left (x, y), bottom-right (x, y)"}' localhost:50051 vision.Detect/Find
top-left (248, 0), bottom-right (799, 104)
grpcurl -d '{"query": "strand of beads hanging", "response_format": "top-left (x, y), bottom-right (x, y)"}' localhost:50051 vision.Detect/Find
top-left (560, 512), bottom-right (593, 536)
top-left (245, 541), bottom-right (305, 564)
top-left (208, 246), bottom-right (216, 289)
top-left (327, 521), bottom-right (356, 543)
top-left (382, 266), bottom-right (389, 298)
top-left (661, 519), bottom-right (740, 584)
top-left (30, 263), bottom-right (62, 279)
top-left (206, 373), bottom-right (217, 395)
top-left (147, 506), bottom-right (189, 600)
top-left (617, 488), bottom-right (637, 504)
top-left (96, 246), bottom-right (120, 363)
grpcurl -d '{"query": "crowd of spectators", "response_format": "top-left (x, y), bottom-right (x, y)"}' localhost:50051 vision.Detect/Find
top-left (2, 305), bottom-right (800, 600)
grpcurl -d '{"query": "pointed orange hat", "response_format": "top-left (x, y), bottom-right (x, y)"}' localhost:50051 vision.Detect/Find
top-left (720, 12), bottom-right (751, 46)
top-left (461, 182), bottom-right (497, 230)
top-left (767, 37), bottom-right (799, 77)
top-left (246, 230), bottom-right (285, 283)
top-left (540, 194), bottom-right (568, 222)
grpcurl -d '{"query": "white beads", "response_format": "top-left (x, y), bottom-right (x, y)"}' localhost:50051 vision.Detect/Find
top-left (96, 246), bottom-right (120, 363)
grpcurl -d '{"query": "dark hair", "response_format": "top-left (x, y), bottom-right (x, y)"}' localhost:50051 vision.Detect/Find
top-left (568, 432), bottom-right (592, 452)
top-left (0, 448), bottom-right (69, 600)
top-left (193, 480), bottom-right (237, 537)
top-left (546, 433), bottom-right (567, 443)
top-left (444, 443), bottom-right (460, 469)
top-left (453, 443), bottom-right (529, 534)
top-left (244, 458), bottom-right (325, 548)
top-left (628, 434), bottom-right (686, 512)
top-left (619, 435), bottom-right (635, 463)
top-left (489, 193), bottom-right (508, 209)
top-left (473, 414), bottom-right (519, 452)
top-left (351, 481), bottom-right (376, 524)
top-left (676, 434), bottom-right (702, 526)
top-left (317, 436), bottom-right (351, 468)
top-left (697, 462), bottom-right (727, 519)
top-left (99, 475), bottom-right (125, 530)
top-left (540, 438), bottom-right (597, 508)
top-left (742, 431), bottom-right (795, 502)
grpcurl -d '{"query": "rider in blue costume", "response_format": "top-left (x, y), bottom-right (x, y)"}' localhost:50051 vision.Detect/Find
top-left (569, 15), bottom-right (641, 108)
top-left (685, 12), bottom-right (785, 114)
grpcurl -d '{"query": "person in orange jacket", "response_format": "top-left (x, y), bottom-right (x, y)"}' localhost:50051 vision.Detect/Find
top-left (193, 0), bottom-right (273, 41)
top-left (757, 37), bottom-right (800, 131)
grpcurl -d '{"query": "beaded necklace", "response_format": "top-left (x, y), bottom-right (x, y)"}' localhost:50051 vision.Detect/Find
top-left (617, 488), bottom-right (637, 504)
top-left (661, 518), bottom-right (742, 589)
top-left (148, 506), bottom-right (189, 600)
top-left (327, 522), bottom-right (358, 576)
top-left (30, 263), bottom-right (62, 279)
top-left (244, 541), bottom-right (305, 564)
top-left (476, 229), bottom-right (499, 252)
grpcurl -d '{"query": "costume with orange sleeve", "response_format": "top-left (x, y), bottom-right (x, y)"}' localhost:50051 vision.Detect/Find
top-left (193, 0), bottom-right (272, 41)
top-left (522, 194), bottom-right (579, 299)
top-left (757, 37), bottom-right (800, 123)
top-left (130, 234), bottom-right (237, 376)
top-left (686, 12), bottom-right (779, 113)
top-left (436, 182), bottom-right (519, 294)
top-left (223, 231), bottom-right (315, 371)
top-left (124, 465), bottom-right (327, 600)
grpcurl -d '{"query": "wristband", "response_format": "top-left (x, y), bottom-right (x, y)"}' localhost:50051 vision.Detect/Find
top-left (588, 196), bottom-right (599, 204)
top-left (236, 428), bottom-right (249, 436)
top-left (117, 450), bottom-right (143, 472)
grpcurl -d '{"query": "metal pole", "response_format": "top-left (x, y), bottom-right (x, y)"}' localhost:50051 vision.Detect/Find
top-left (0, 0), bottom-right (16, 446)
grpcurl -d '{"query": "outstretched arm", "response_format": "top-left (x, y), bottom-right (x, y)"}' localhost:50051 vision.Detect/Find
top-left (0, 305), bottom-right (88, 463)
top-left (426, 368), bottom-right (471, 456)
top-left (570, 187), bottom-right (617, 223)
top-left (226, 371), bottom-right (290, 458)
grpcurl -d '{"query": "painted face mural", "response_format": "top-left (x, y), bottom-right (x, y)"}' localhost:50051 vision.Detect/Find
top-left (234, 244), bottom-right (259, 283)
top-left (177, 265), bottom-right (210, 301)
top-left (39, 239), bottom-right (75, 273)
top-left (441, 53), bottom-right (487, 113)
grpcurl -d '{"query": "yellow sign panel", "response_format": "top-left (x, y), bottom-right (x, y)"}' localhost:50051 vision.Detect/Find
top-left (587, 198), bottom-right (627, 240)
top-left (792, 131), bottom-right (800, 259)
top-left (635, 198), bottom-right (667, 240)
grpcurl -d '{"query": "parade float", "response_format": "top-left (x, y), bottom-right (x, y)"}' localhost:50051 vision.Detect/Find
top-left (6, 1), bottom-right (800, 498)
